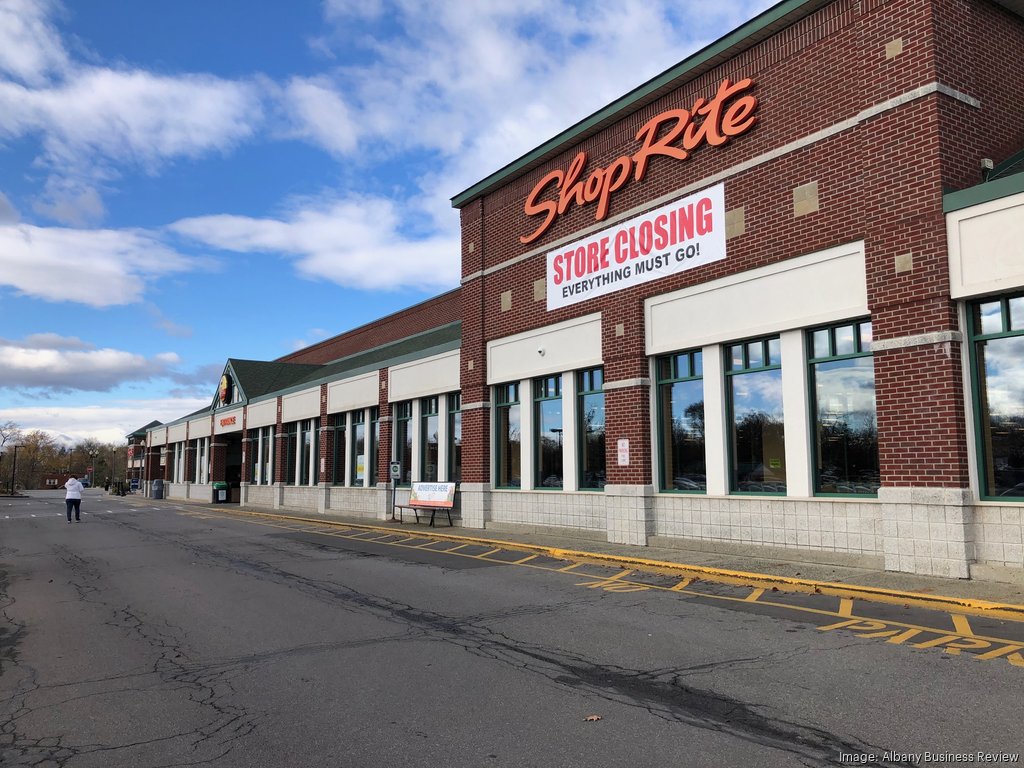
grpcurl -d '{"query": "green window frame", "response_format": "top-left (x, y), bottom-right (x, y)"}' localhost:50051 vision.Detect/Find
top-left (282, 423), bottom-right (298, 485)
top-left (534, 375), bottom-right (563, 489)
top-left (393, 401), bottom-right (413, 486)
top-left (350, 410), bottom-right (366, 486)
top-left (577, 368), bottom-right (605, 490)
top-left (969, 293), bottom-right (1024, 500)
top-left (726, 336), bottom-right (785, 495)
top-left (331, 414), bottom-right (346, 485)
top-left (421, 396), bottom-right (439, 483)
top-left (808, 319), bottom-right (879, 496)
top-left (448, 393), bottom-right (462, 483)
top-left (369, 407), bottom-right (380, 486)
top-left (495, 383), bottom-right (521, 489)
top-left (656, 350), bottom-right (706, 492)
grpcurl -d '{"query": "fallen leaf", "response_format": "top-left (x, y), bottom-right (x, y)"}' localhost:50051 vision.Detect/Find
top-left (584, 715), bottom-right (602, 722)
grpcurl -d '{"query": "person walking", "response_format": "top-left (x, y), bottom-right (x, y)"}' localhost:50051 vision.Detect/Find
top-left (64, 474), bottom-right (84, 523)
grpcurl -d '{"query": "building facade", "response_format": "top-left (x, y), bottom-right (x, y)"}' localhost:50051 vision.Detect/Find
top-left (147, 0), bottom-right (1024, 583)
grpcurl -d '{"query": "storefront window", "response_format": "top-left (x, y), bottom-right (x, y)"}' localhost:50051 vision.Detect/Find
top-left (394, 401), bottom-right (412, 486)
top-left (331, 414), bottom-right (345, 485)
top-left (282, 423), bottom-right (297, 485)
top-left (249, 427), bottom-right (273, 485)
top-left (421, 396), bottom-right (439, 482)
top-left (448, 393), bottom-right (462, 482)
top-left (369, 407), bottom-right (380, 486)
top-left (495, 383), bottom-right (521, 488)
top-left (727, 337), bottom-right (785, 494)
top-left (298, 418), bottom-right (318, 486)
top-left (577, 369), bottom-right (605, 490)
top-left (259, 426), bottom-right (274, 484)
top-left (191, 438), bottom-right (208, 484)
top-left (809, 320), bottom-right (878, 495)
top-left (534, 376), bottom-right (563, 489)
top-left (657, 351), bottom-right (706, 492)
top-left (971, 295), bottom-right (1024, 499)
top-left (351, 411), bottom-right (366, 486)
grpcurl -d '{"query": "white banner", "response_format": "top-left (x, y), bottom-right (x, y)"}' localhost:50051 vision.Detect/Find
top-left (546, 184), bottom-right (726, 310)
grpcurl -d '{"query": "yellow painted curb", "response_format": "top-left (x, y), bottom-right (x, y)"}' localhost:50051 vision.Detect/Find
top-left (214, 505), bottom-right (1024, 622)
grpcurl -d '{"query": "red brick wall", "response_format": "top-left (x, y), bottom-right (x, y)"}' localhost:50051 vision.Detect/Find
top-left (277, 290), bottom-right (461, 365)
top-left (460, 0), bottom-right (1021, 489)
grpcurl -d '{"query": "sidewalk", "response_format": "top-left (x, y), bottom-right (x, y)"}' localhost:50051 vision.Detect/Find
top-left (201, 502), bottom-right (1024, 618)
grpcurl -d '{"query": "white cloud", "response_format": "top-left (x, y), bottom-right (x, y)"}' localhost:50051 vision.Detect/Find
top-left (282, 77), bottom-right (359, 157)
top-left (31, 177), bottom-right (105, 226)
top-left (0, 398), bottom-right (209, 445)
top-left (0, 334), bottom-right (181, 392)
top-left (0, 223), bottom-right (204, 306)
top-left (0, 68), bottom-right (264, 173)
top-left (0, 1), bottom-right (265, 221)
top-left (0, 0), bottom-right (68, 86)
top-left (0, 191), bottom-right (19, 223)
top-left (170, 196), bottom-right (460, 291)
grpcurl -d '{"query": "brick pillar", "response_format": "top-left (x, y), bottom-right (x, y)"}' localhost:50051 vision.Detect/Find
top-left (857, 9), bottom-right (971, 577)
top-left (184, 444), bottom-right (196, 484)
top-left (144, 445), bottom-right (160, 483)
top-left (602, 295), bottom-right (654, 545)
top-left (210, 440), bottom-right (227, 483)
top-left (318, 384), bottom-right (331, 483)
top-left (163, 447), bottom-right (173, 482)
top-left (458, 199), bottom-right (489, 528)
top-left (241, 432), bottom-right (255, 484)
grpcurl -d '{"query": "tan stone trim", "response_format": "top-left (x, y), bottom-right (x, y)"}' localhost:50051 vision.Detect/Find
top-left (603, 378), bottom-right (651, 391)
top-left (872, 331), bottom-right (963, 352)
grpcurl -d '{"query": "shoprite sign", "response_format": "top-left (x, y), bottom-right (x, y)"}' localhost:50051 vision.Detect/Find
top-left (521, 77), bottom-right (757, 246)
top-left (546, 183), bottom-right (725, 310)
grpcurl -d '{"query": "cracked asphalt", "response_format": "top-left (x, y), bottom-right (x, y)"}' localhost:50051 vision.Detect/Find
top-left (1, 491), bottom-right (1021, 768)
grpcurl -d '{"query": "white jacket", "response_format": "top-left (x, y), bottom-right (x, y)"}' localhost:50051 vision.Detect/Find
top-left (64, 478), bottom-right (84, 499)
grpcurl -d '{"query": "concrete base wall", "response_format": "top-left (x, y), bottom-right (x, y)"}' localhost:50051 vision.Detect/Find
top-left (972, 505), bottom-right (1024, 570)
top-left (652, 495), bottom-right (883, 557)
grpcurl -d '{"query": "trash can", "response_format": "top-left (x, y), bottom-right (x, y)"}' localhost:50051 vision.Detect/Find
top-left (213, 481), bottom-right (228, 503)
top-left (152, 479), bottom-right (163, 500)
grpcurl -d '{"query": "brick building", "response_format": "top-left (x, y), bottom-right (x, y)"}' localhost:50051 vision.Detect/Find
top-left (146, 0), bottom-right (1024, 582)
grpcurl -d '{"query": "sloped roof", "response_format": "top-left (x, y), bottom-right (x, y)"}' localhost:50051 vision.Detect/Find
top-left (288, 322), bottom-right (461, 391)
top-left (227, 359), bottom-right (324, 401)
top-left (127, 419), bottom-right (162, 439)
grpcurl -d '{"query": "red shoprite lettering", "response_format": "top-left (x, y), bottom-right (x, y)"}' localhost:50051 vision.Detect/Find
top-left (521, 77), bottom-right (757, 245)
top-left (551, 197), bottom-right (712, 285)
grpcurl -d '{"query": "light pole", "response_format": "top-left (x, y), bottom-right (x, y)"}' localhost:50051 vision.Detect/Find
top-left (0, 450), bottom-right (4, 495)
top-left (89, 450), bottom-right (98, 487)
top-left (9, 444), bottom-right (21, 496)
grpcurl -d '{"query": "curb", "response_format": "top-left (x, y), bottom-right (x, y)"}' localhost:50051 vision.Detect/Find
top-left (212, 505), bottom-right (1024, 622)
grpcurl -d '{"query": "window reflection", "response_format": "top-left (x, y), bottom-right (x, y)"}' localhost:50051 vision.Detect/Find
top-left (730, 368), bottom-right (786, 492)
top-left (813, 358), bottom-right (879, 494)
top-left (977, 335), bottom-right (1024, 497)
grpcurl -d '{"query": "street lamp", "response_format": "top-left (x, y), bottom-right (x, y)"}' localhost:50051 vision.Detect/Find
top-left (89, 450), bottom-right (98, 487)
top-left (0, 450), bottom-right (4, 495)
top-left (9, 444), bottom-right (21, 496)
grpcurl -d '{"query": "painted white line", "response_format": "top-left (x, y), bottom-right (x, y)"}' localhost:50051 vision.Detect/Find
top-left (30, 514), bottom-right (36, 518)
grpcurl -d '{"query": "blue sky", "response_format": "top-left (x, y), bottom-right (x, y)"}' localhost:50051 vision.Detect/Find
top-left (0, 0), bottom-right (773, 444)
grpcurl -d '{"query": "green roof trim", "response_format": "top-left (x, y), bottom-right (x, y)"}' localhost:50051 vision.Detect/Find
top-left (450, 0), bottom-right (820, 209)
top-left (249, 322), bottom-right (462, 403)
top-left (944, 172), bottom-right (1024, 213)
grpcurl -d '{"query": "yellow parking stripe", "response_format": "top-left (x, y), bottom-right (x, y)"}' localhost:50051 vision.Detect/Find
top-left (952, 614), bottom-right (974, 636)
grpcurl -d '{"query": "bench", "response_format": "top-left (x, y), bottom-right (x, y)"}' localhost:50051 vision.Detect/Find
top-left (392, 482), bottom-right (457, 527)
